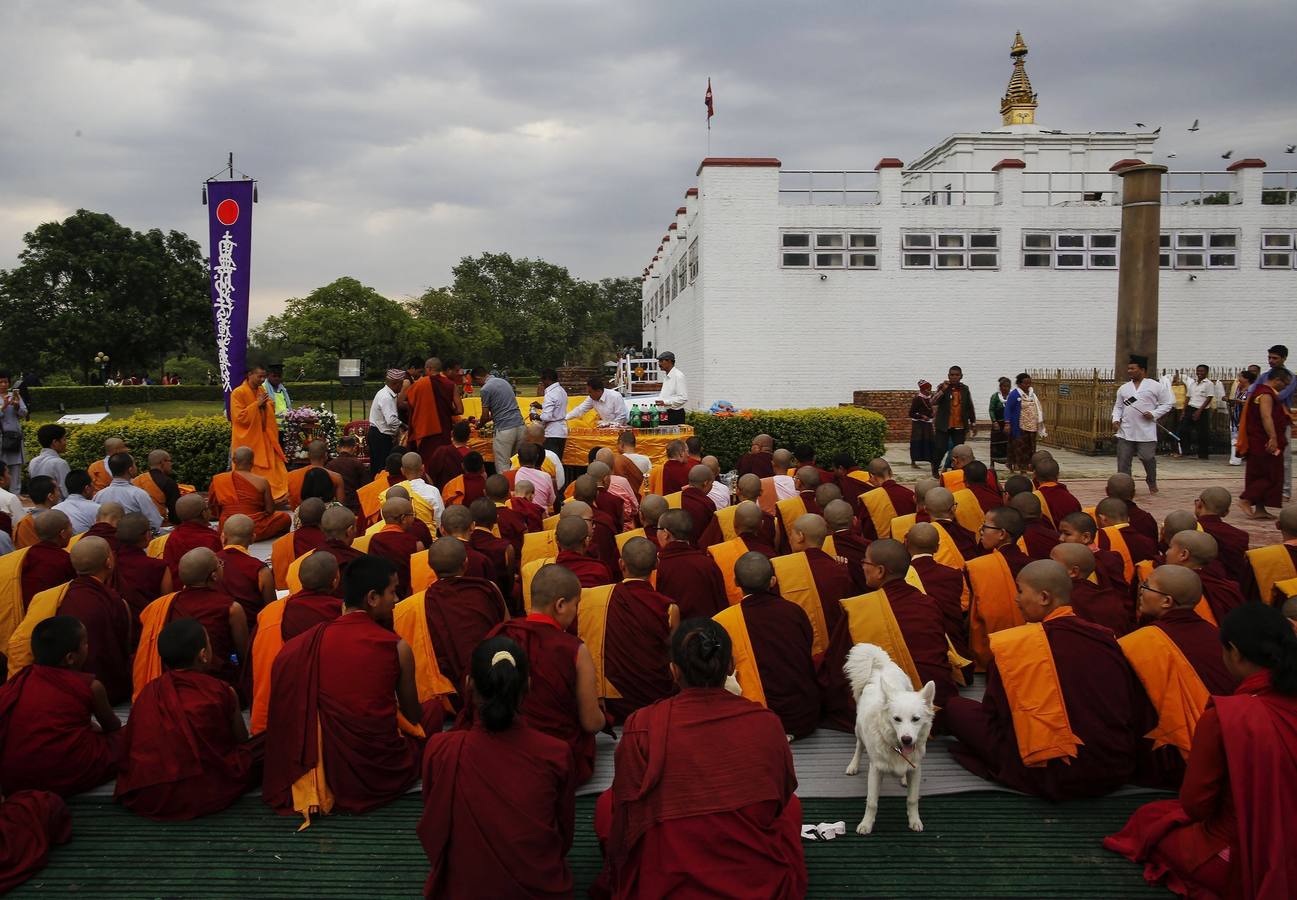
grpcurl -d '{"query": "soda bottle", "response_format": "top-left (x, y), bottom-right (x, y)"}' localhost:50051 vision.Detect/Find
top-left (630, 405), bottom-right (641, 428)
top-left (648, 406), bottom-right (659, 428)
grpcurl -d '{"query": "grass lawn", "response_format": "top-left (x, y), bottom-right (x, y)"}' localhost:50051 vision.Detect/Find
top-left (26, 398), bottom-right (376, 424)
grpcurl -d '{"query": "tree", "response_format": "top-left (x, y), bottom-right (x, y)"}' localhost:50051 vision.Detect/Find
top-left (0, 210), bottom-right (211, 379)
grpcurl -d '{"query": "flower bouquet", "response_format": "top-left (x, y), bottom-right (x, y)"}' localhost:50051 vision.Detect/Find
top-left (278, 405), bottom-right (340, 460)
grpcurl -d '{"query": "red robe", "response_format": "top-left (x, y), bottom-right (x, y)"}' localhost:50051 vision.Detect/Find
top-left (911, 555), bottom-right (969, 659)
top-left (1069, 577), bottom-right (1132, 637)
top-left (114, 669), bottom-right (258, 820)
top-left (945, 613), bottom-right (1152, 800)
top-left (319, 539), bottom-right (365, 598)
top-left (802, 548), bottom-right (856, 729)
top-left (1021, 520), bottom-right (1061, 560)
top-left (82, 521), bottom-right (120, 555)
top-left (281, 590), bottom-right (342, 641)
top-left (60, 575), bottom-right (132, 705)
top-left (1196, 514), bottom-right (1249, 585)
top-left (836, 471), bottom-right (869, 508)
top-left (369, 526), bottom-right (422, 598)
top-left (470, 529), bottom-right (515, 599)
top-left (486, 614), bottom-right (596, 784)
top-left (216, 547), bottom-right (268, 617)
top-left (1125, 500), bottom-right (1158, 544)
top-left (604, 580), bottom-right (678, 724)
top-left (740, 533), bottom-right (778, 559)
top-left (740, 590), bottom-right (822, 739)
top-left (585, 512), bottom-right (621, 576)
top-left (736, 451), bottom-right (775, 478)
top-left (660, 459), bottom-right (691, 496)
top-left (0, 790), bottom-right (71, 893)
top-left (0, 666), bottom-right (120, 796)
top-left (596, 688), bottom-right (805, 900)
top-left (423, 576), bottom-right (509, 702)
top-left (595, 488), bottom-right (625, 533)
top-left (654, 541), bottom-right (728, 620)
top-left (292, 525), bottom-right (328, 557)
top-left (427, 444), bottom-right (464, 491)
top-left (830, 530), bottom-right (871, 594)
top-left (882, 580), bottom-right (959, 711)
top-left (445, 471), bottom-right (487, 507)
top-left (510, 497), bottom-right (545, 533)
top-left (554, 549), bottom-right (614, 589)
top-left (1101, 526), bottom-right (1159, 566)
top-left (419, 722), bottom-right (575, 899)
top-left (169, 586), bottom-right (240, 686)
top-left (263, 613), bottom-right (435, 815)
top-left (494, 504), bottom-right (529, 555)
top-left (679, 487), bottom-right (715, 548)
top-left (1037, 482), bottom-right (1082, 524)
top-left (967, 481), bottom-right (1003, 514)
top-left (934, 517), bottom-right (980, 560)
top-left (1095, 547), bottom-right (1129, 590)
top-left (115, 543), bottom-right (167, 631)
top-left (19, 543), bottom-right (73, 611)
top-left (1199, 569), bottom-right (1245, 624)
top-left (162, 520), bottom-right (222, 582)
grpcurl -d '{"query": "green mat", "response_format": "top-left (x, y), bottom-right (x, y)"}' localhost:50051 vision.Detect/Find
top-left (12, 792), bottom-right (1165, 898)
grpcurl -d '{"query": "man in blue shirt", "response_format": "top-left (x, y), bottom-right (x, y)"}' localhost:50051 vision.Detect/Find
top-left (266, 364), bottom-right (292, 414)
top-left (92, 452), bottom-right (162, 531)
top-left (472, 367), bottom-right (525, 473)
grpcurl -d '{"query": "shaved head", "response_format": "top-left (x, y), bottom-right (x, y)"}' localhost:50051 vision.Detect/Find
top-left (485, 474), bottom-right (510, 501)
top-left (429, 537), bottom-right (467, 577)
top-left (1197, 486), bottom-right (1231, 516)
top-left (298, 497), bottom-right (326, 527)
top-left (925, 486), bottom-right (955, 517)
top-left (1170, 530), bottom-right (1218, 568)
top-left (104, 437), bottom-right (127, 454)
top-left (116, 512), bottom-right (151, 546)
top-left (639, 495), bottom-right (667, 526)
top-left (299, 551), bottom-right (339, 591)
top-left (823, 499), bottom-right (854, 532)
top-left (1034, 456), bottom-right (1060, 482)
top-left (531, 564), bottom-right (580, 611)
top-left (906, 522), bottom-right (940, 554)
top-left (814, 484), bottom-right (842, 508)
top-left (558, 499), bottom-right (591, 520)
top-left (986, 506), bottom-right (1025, 540)
top-left (867, 458), bottom-right (892, 479)
top-left (147, 449), bottom-right (169, 468)
top-left (176, 493), bottom-right (208, 523)
top-left (1049, 542), bottom-right (1095, 578)
top-left (733, 500), bottom-right (764, 535)
top-left (753, 434), bottom-right (773, 452)
top-left (555, 516), bottom-right (590, 551)
top-left (734, 551), bottom-right (775, 593)
top-left (572, 474), bottom-right (598, 504)
top-left (96, 502), bottom-right (124, 525)
top-left (794, 466), bottom-right (820, 489)
top-left (1018, 559), bottom-right (1072, 603)
top-left (736, 473), bottom-right (762, 501)
top-left (1163, 510), bottom-right (1199, 538)
top-left (688, 464), bottom-right (713, 488)
top-left (792, 513), bottom-right (827, 549)
top-left (523, 423), bottom-right (546, 444)
top-left (401, 452), bottom-right (424, 477)
top-left (1003, 474), bottom-right (1033, 498)
top-left (1095, 497), bottom-right (1129, 523)
top-left (178, 547), bottom-right (219, 587)
top-left (702, 455), bottom-right (721, 476)
top-left (587, 461), bottom-right (611, 483)
top-left (382, 497), bottom-right (413, 523)
top-left (35, 510), bottom-right (70, 543)
top-left (950, 444), bottom-right (974, 464)
top-left (306, 440), bottom-right (328, 463)
top-left (914, 477), bottom-right (940, 505)
top-left (866, 539), bottom-right (910, 579)
top-left (772, 448), bottom-right (793, 470)
top-left (659, 509), bottom-right (693, 542)
top-left (69, 536), bottom-right (111, 576)
top-left (1149, 564), bottom-right (1204, 609)
top-left (222, 514), bottom-right (254, 545)
top-left (232, 446), bottom-right (254, 467)
top-left (440, 505), bottom-right (473, 535)
top-left (594, 447), bottom-right (615, 468)
top-left (1008, 491), bottom-right (1041, 520)
top-left (321, 506), bottom-right (356, 539)
top-left (621, 536), bottom-right (658, 577)
top-left (1280, 504), bottom-right (1297, 538)
top-left (1106, 473), bottom-right (1136, 501)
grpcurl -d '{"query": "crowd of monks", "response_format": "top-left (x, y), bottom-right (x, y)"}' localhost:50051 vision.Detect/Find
top-left (2, 406), bottom-right (1297, 897)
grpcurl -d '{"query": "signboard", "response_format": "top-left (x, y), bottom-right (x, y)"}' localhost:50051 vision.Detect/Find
top-left (57, 413), bottom-right (111, 425)
top-left (1058, 384), bottom-right (1071, 397)
top-left (338, 358), bottom-right (364, 386)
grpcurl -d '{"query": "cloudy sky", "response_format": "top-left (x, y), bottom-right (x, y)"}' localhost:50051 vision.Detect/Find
top-left (2, 0), bottom-right (1294, 324)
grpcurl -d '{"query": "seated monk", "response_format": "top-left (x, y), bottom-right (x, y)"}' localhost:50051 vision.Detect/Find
top-left (439, 505), bottom-right (497, 583)
top-left (1241, 504), bottom-right (1297, 605)
top-left (553, 511), bottom-right (615, 589)
top-left (925, 486), bottom-right (980, 561)
top-left (1050, 543), bottom-right (1131, 637)
top-left (5, 537), bottom-right (131, 704)
top-left (1101, 472), bottom-right (1159, 544)
top-left (0, 616), bottom-right (123, 796)
top-left (707, 501), bottom-right (778, 605)
top-left (0, 787), bottom-right (71, 894)
top-left (1, 512), bottom-right (74, 626)
top-left (217, 514), bottom-right (275, 618)
top-left (1000, 472), bottom-right (1033, 504)
top-left (286, 440), bottom-right (344, 508)
top-left (394, 538), bottom-right (508, 712)
top-left (419, 635), bottom-right (578, 898)
top-left (426, 421), bottom-right (471, 491)
top-left (613, 430), bottom-right (649, 495)
top-left (593, 618), bottom-right (805, 899)
top-left (587, 537), bottom-right (679, 724)
top-left (830, 452), bottom-right (869, 508)
top-left (380, 452), bottom-right (446, 532)
top-left (1096, 497), bottom-right (1159, 582)
top-left (767, 449), bottom-right (797, 500)
top-left (654, 509), bottom-right (728, 620)
top-left (381, 486), bottom-right (435, 550)
top-left (482, 565), bottom-right (605, 784)
top-left (249, 552), bottom-right (343, 734)
top-left (162, 494), bottom-right (222, 583)
top-left (636, 493), bottom-right (668, 548)
top-left (1105, 604), bottom-right (1297, 898)
top-left (326, 434), bottom-right (367, 516)
top-left (849, 539), bottom-right (959, 715)
top-left (114, 512), bottom-right (171, 634)
top-left (791, 444), bottom-right (834, 487)
top-left (78, 500), bottom-right (123, 554)
top-left (134, 548), bottom-right (249, 697)
top-left (314, 506), bottom-right (365, 596)
top-left (660, 439), bottom-right (692, 496)
top-left (570, 477), bottom-right (619, 573)
top-left (207, 447), bottom-right (291, 543)
top-left (699, 474), bottom-right (778, 550)
top-left (115, 619), bottom-right (262, 820)
top-left (1165, 530), bottom-right (1245, 625)
top-left (486, 474), bottom-right (529, 556)
top-left (1008, 492), bottom-right (1060, 560)
top-left (87, 436), bottom-right (128, 493)
top-left (960, 460), bottom-right (1003, 516)
top-left (964, 506), bottom-right (1033, 669)
top-left (270, 498), bottom-right (328, 590)
top-left (510, 477), bottom-right (546, 533)
top-left (1032, 457), bottom-right (1083, 528)
top-left (939, 444), bottom-right (978, 490)
top-left (1157, 509), bottom-right (1199, 558)
top-left (593, 450), bottom-right (639, 525)
top-left (1125, 565), bottom-right (1238, 790)
top-left (469, 498), bottom-right (516, 601)
top-left (713, 552), bottom-right (821, 739)
top-left (1059, 511), bottom-right (1129, 592)
top-left (737, 433), bottom-right (776, 478)
top-left (679, 464), bottom-right (717, 547)
top-left (133, 449), bottom-right (185, 525)
top-left (369, 498), bottom-right (424, 598)
top-left (264, 555), bottom-right (440, 823)
top-left (858, 458), bottom-right (917, 542)
top-left (813, 483), bottom-right (843, 518)
top-left (824, 500), bottom-right (868, 589)
top-left (945, 560), bottom-right (1151, 800)
top-left (1193, 486), bottom-right (1250, 584)
top-left (12, 477), bottom-right (60, 549)
top-left (905, 522), bottom-right (970, 661)
top-left (442, 451), bottom-right (487, 508)
top-left (774, 467), bottom-right (823, 553)
top-left (584, 459), bottom-right (627, 532)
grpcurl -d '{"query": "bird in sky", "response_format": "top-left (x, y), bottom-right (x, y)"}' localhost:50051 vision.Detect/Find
top-left (1221, 150), bottom-right (1233, 160)
top-left (1285, 144), bottom-right (1295, 154)
top-left (1152, 126), bottom-right (1161, 135)
top-left (1135, 122), bottom-right (1146, 128)
top-left (1188, 119), bottom-right (1200, 131)
top-left (1166, 152), bottom-right (1177, 159)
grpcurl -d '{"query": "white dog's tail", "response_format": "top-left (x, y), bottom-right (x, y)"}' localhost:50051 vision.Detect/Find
top-left (844, 643), bottom-right (894, 703)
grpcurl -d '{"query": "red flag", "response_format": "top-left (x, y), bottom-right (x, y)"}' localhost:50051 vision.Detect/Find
top-left (705, 78), bottom-right (714, 127)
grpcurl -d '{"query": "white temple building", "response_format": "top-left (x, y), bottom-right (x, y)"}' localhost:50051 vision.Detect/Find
top-left (639, 33), bottom-right (1297, 410)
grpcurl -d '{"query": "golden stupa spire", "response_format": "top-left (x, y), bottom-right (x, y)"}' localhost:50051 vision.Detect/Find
top-left (1000, 31), bottom-right (1037, 126)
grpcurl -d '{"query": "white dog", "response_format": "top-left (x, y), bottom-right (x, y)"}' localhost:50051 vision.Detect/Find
top-left (843, 643), bottom-right (936, 835)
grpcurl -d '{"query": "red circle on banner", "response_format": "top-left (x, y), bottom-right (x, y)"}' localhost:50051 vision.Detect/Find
top-left (215, 198), bottom-right (240, 226)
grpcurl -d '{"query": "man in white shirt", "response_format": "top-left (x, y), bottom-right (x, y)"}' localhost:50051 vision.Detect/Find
top-left (1180, 364), bottom-right (1224, 461)
top-left (769, 449), bottom-right (798, 500)
top-left (655, 351), bottom-right (688, 425)
top-left (616, 431), bottom-right (652, 476)
top-left (52, 470), bottom-right (101, 535)
top-left (537, 368), bottom-right (569, 460)
top-left (384, 451), bottom-right (445, 529)
top-left (27, 424), bottom-right (71, 501)
top-left (1111, 354), bottom-right (1175, 494)
top-left (0, 459), bottom-right (28, 529)
top-left (566, 377), bottom-right (628, 427)
top-left (93, 453), bottom-right (163, 531)
top-left (702, 456), bottom-right (730, 510)
top-left (367, 369), bottom-right (405, 480)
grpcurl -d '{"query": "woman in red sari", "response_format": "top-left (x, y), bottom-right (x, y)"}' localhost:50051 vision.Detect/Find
top-left (1235, 367), bottom-right (1291, 519)
top-left (1105, 603), bottom-right (1297, 898)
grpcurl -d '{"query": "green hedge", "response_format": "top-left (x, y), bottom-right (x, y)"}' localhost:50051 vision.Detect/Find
top-left (26, 382), bottom-right (385, 410)
top-left (686, 407), bottom-right (887, 471)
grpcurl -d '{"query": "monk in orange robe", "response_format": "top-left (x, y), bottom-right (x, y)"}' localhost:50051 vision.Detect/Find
top-left (264, 555), bottom-right (440, 822)
top-left (654, 509), bottom-right (728, 620)
top-left (1059, 511), bottom-right (1129, 592)
top-left (228, 365), bottom-right (288, 504)
top-left (1032, 457), bottom-right (1082, 525)
top-left (1008, 492), bottom-right (1060, 560)
top-left (162, 493), bottom-right (223, 582)
top-left (207, 447), bottom-right (291, 543)
top-left (217, 514), bottom-right (276, 618)
top-left (441, 450), bottom-right (487, 507)
top-left (946, 560), bottom-right (1153, 800)
top-left (0, 616), bottom-right (123, 797)
top-left (480, 565), bottom-right (606, 784)
top-left (906, 522), bottom-right (970, 660)
top-left (115, 619), bottom-right (261, 820)
top-left (419, 634), bottom-right (577, 899)
top-left (1166, 531), bottom-right (1245, 624)
top-left (9, 511), bottom-right (74, 615)
top-left (0, 788), bottom-right (71, 893)
top-left (285, 440), bottom-right (344, 508)
top-left (1193, 486), bottom-right (1250, 584)
top-left (964, 506), bottom-right (1034, 668)
top-left (86, 436), bottom-right (128, 493)
top-left (132, 449), bottom-right (186, 525)
top-left (368, 497), bottom-right (424, 597)
top-left (594, 618), bottom-right (805, 899)
top-left (1051, 543), bottom-right (1132, 637)
top-left (403, 358), bottom-right (460, 474)
top-left (114, 512), bottom-right (171, 634)
top-left (12, 478), bottom-right (59, 549)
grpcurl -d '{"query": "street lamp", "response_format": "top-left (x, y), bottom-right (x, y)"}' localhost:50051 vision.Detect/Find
top-left (94, 352), bottom-right (110, 412)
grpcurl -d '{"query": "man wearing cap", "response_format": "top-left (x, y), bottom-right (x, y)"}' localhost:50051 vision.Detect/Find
top-left (655, 352), bottom-right (688, 425)
top-left (368, 369), bottom-right (405, 480)
top-left (265, 364), bottom-right (292, 414)
top-left (1111, 354), bottom-right (1174, 495)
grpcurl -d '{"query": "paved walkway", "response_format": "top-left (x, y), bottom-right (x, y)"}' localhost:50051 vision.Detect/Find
top-left (885, 436), bottom-right (1289, 547)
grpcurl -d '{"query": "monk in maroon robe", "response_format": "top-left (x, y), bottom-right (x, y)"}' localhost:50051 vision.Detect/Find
top-left (57, 538), bottom-right (132, 704)
top-left (482, 565), bottom-right (605, 784)
top-left (510, 493), bottom-right (545, 533)
top-left (1193, 487), bottom-right (1250, 584)
top-left (589, 467), bottom-right (626, 534)
top-left (19, 516), bottom-right (74, 611)
top-left (369, 498), bottom-right (424, 597)
top-left (0, 616), bottom-right (122, 797)
top-left (281, 555), bottom-right (344, 641)
top-left (486, 474), bottom-right (528, 553)
top-left (1097, 498), bottom-right (1160, 566)
top-left (548, 511), bottom-right (612, 587)
top-left (114, 512), bottom-right (170, 632)
top-left (680, 468), bottom-right (717, 547)
top-left (115, 619), bottom-right (260, 820)
top-left (825, 501), bottom-right (870, 593)
top-left (857, 465), bottom-right (919, 541)
top-left (314, 506), bottom-right (366, 598)
top-left (168, 549), bottom-right (249, 689)
top-left (0, 789), bottom-right (71, 893)
top-left (906, 523), bottom-right (970, 659)
top-left (426, 423), bottom-right (471, 490)
top-left (419, 634), bottom-right (576, 898)
top-left (1165, 531), bottom-right (1245, 624)
top-left (660, 445), bottom-right (692, 496)
top-left (81, 518), bottom-right (121, 555)
top-left (946, 560), bottom-right (1152, 800)
top-left (789, 516), bottom-right (856, 729)
top-left (604, 539), bottom-right (679, 724)
top-left (1059, 511), bottom-right (1129, 590)
top-left (595, 620), bottom-right (805, 899)
top-left (264, 556), bottom-right (437, 818)
top-left (1051, 543), bottom-right (1132, 637)
top-left (216, 516), bottom-right (274, 618)
top-left (1034, 458), bottom-right (1083, 524)
top-left (162, 495), bottom-right (223, 582)
top-left (1006, 491), bottom-right (1060, 560)
top-left (420, 545), bottom-right (509, 708)
top-left (737, 435), bottom-right (776, 477)
top-left (654, 510), bottom-right (728, 620)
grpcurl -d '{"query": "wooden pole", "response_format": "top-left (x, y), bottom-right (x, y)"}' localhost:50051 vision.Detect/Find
top-left (1114, 163), bottom-right (1168, 374)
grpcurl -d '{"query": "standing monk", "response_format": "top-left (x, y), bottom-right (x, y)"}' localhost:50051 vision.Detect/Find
top-left (207, 447), bottom-right (291, 542)
top-left (403, 358), bottom-right (460, 474)
top-left (228, 364), bottom-right (288, 505)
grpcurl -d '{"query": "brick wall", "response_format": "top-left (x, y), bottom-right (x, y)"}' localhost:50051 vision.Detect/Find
top-left (851, 389), bottom-right (914, 441)
top-left (556, 366), bottom-right (597, 395)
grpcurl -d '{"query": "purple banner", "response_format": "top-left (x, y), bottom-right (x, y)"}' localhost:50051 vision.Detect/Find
top-left (205, 179), bottom-right (254, 412)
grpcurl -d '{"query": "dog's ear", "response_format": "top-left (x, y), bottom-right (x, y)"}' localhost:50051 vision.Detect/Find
top-left (919, 681), bottom-right (936, 707)
top-left (878, 678), bottom-right (892, 702)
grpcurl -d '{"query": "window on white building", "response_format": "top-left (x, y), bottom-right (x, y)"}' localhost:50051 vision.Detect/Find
top-left (781, 232), bottom-right (811, 267)
top-left (688, 240), bottom-right (699, 282)
top-left (1021, 231), bottom-right (1120, 269)
top-left (903, 231), bottom-right (998, 269)
top-left (678, 257), bottom-right (688, 291)
top-left (1261, 232), bottom-right (1294, 268)
top-left (781, 231), bottom-right (878, 269)
top-left (1159, 231), bottom-right (1238, 269)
